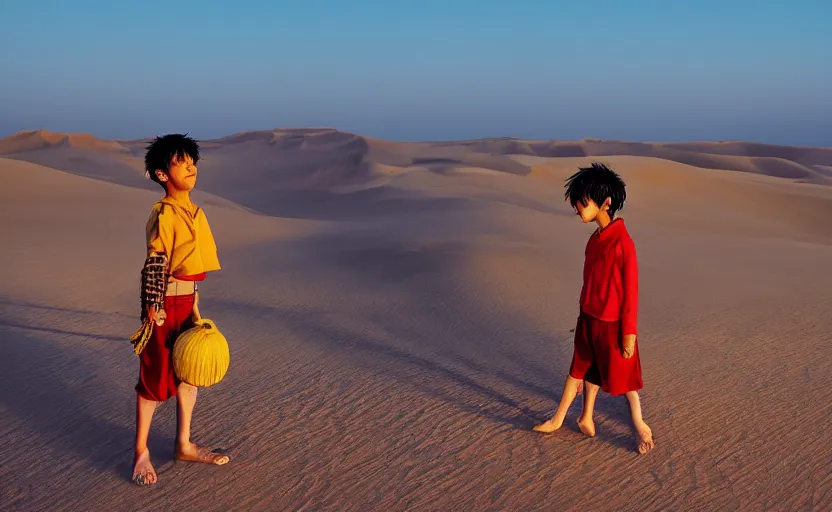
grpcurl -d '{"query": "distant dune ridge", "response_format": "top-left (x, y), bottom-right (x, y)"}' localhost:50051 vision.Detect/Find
top-left (2, 128), bottom-right (830, 190)
top-left (1, 127), bottom-right (831, 511)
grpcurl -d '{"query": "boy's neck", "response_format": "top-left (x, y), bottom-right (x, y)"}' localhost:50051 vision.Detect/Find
top-left (164, 188), bottom-right (191, 205)
top-left (596, 211), bottom-right (613, 231)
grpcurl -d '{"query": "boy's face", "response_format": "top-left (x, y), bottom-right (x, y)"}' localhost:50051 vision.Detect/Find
top-left (574, 198), bottom-right (609, 223)
top-left (156, 154), bottom-right (197, 192)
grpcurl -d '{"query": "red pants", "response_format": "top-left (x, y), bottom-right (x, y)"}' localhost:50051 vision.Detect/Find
top-left (568, 313), bottom-right (643, 396)
top-left (135, 294), bottom-right (195, 401)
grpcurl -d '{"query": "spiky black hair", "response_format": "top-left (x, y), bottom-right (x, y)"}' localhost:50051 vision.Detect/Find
top-left (564, 162), bottom-right (627, 217)
top-left (144, 134), bottom-right (200, 187)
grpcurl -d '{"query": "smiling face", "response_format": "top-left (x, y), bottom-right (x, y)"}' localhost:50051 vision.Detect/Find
top-left (155, 153), bottom-right (197, 192)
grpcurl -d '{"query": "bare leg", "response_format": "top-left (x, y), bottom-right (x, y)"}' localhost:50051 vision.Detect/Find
top-left (175, 382), bottom-right (198, 448)
top-left (625, 391), bottom-right (654, 454)
top-left (578, 382), bottom-right (600, 437)
top-left (533, 375), bottom-right (583, 433)
top-left (175, 382), bottom-right (229, 465)
top-left (133, 394), bottom-right (159, 485)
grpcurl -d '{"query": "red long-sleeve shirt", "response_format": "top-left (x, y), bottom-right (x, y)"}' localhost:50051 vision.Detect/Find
top-left (579, 218), bottom-right (638, 335)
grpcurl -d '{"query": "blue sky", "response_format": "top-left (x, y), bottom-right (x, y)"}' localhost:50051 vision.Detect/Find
top-left (1, 0), bottom-right (830, 145)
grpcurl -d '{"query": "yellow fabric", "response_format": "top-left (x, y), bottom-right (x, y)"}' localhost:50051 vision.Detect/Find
top-left (145, 196), bottom-right (221, 277)
top-left (173, 319), bottom-right (230, 387)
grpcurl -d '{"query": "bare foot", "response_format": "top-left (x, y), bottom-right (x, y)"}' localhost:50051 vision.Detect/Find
top-left (635, 423), bottom-right (655, 454)
top-left (532, 418), bottom-right (563, 434)
top-left (175, 442), bottom-right (230, 465)
top-left (577, 416), bottom-right (596, 437)
top-left (132, 448), bottom-right (157, 486)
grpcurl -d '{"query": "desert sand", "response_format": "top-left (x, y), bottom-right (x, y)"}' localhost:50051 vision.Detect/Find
top-left (1, 128), bottom-right (830, 511)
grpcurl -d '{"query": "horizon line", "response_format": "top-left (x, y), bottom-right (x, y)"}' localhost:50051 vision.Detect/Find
top-left (3, 127), bottom-right (831, 150)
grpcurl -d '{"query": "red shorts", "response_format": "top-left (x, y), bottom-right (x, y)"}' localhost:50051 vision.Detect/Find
top-left (569, 313), bottom-right (643, 396)
top-left (135, 294), bottom-right (196, 401)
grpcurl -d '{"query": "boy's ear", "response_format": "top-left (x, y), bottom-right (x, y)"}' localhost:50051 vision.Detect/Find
top-left (154, 169), bottom-right (168, 182)
top-left (602, 197), bottom-right (612, 211)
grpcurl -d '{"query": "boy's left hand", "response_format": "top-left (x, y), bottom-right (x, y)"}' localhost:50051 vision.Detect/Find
top-left (622, 334), bottom-right (636, 358)
top-left (191, 290), bottom-right (202, 322)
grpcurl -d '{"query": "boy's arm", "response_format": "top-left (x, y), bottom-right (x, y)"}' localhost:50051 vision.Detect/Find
top-left (147, 205), bottom-right (174, 256)
top-left (141, 207), bottom-right (175, 324)
top-left (141, 254), bottom-right (168, 324)
top-left (620, 239), bottom-right (638, 357)
top-left (191, 289), bottom-right (202, 321)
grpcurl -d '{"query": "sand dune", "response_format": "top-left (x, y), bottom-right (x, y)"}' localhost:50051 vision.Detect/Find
top-left (430, 137), bottom-right (832, 183)
top-left (582, 144), bottom-right (823, 181)
top-left (2, 129), bottom-right (830, 193)
top-left (659, 140), bottom-right (832, 167)
top-left (0, 130), bottom-right (149, 190)
top-left (1, 130), bottom-right (831, 511)
top-left (814, 165), bottom-right (832, 178)
top-left (0, 129), bottom-right (130, 154)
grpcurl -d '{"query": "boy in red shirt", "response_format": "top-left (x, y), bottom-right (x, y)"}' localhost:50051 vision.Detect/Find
top-left (533, 163), bottom-right (654, 455)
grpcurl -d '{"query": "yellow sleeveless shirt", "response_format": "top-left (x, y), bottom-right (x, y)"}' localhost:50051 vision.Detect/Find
top-left (145, 196), bottom-right (221, 277)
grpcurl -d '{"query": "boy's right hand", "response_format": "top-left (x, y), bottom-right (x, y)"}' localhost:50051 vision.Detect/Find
top-left (146, 305), bottom-right (166, 326)
top-left (622, 334), bottom-right (636, 358)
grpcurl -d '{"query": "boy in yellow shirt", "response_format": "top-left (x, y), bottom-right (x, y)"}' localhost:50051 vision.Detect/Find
top-left (129, 134), bottom-right (227, 486)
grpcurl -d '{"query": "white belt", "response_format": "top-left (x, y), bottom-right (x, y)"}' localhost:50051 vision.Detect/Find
top-left (166, 279), bottom-right (197, 296)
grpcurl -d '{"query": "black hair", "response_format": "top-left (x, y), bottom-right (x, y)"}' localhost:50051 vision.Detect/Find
top-left (564, 162), bottom-right (627, 217)
top-left (144, 134), bottom-right (200, 186)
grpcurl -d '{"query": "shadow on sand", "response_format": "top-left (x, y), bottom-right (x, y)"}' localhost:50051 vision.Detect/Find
top-left (0, 323), bottom-right (181, 484)
top-left (215, 224), bottom-right (637, 449)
